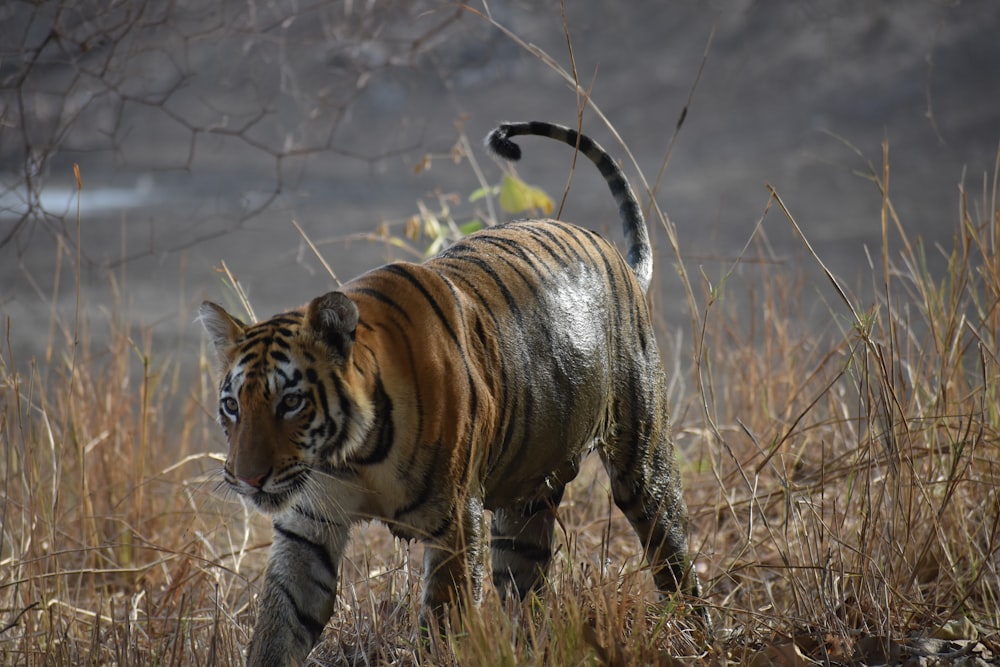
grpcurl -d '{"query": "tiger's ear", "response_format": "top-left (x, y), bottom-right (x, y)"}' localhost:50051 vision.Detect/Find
top-left (199, 301), bottom-right (247, 367)
top-left (307, 291), bottom-right (359, 363)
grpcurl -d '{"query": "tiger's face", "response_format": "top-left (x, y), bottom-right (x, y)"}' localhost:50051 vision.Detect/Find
top-left (200, 293), bottom-right (373, 513)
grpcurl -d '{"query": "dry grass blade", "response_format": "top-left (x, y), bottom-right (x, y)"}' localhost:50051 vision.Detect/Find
top-left (292, 219), bottom-right (342, 287)
top-left (1, 269), bottom-right (262, 664)
top-left (766, 183), bottom-right (860, 324)
top-left (217, 260), bottom-right (256, 324)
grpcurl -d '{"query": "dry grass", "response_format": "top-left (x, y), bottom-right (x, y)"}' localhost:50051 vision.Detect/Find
top-left (1, 263), bottom-right (253, 665)
top-left (683, 150), bottom-right (1000, 663)
top-left (3, 144), bottom-right (1000, 665)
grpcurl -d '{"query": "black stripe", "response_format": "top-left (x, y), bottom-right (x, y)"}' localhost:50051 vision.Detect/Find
top-left (619, 368), bottom-right (646, 476)
top-left (458, 237), bottom-right (565, 470)
top-left (454, 235), bottom-right (551, 293)
top-left (382, 264), bottom-right (460, 347)
top-left (242, 328), bottom-right (270, 341)
top-left (621, 262), bottom-right (648, 352)
top-left (396, 333), bottom-right (427, 473)
top-left (436, 268), bottom-right (525, 477)
top-left (305, 367), bottom-right (328, 413)
top-left (330, 371), bottom-right (354, 448)
top-left (353, 314), bottom-right (429, 475)
top-left (291, 503), bottom-right (350, 529)
top-left (575, 227), bottom-right (630, 337)
top-left (438, 252), bottom-right (531, 318)
top-left (273, 523), bottom-right (338, 580)
top-left (524, 223), bottom-right (582, 268)
top-left (274, 579), bottom-right (327, 642)
top-left (426, 510), bottom-right (454, 541)
top-left (236, 351), bottom-right (259, 367)
top-left (381, 265), bottom-right (482, 497)
top-left (351, 286), bottom-right (412, 323)
top-left (476, 236), bottom-right (551, 283)
top-left (553, 221), bottom-right (602, 265)
top-left (316, 373), bottom-right (354, 451)
top-left (437, 249), bottom-right (548, 478)
top-left (490, 538), bottom-right (552, 564)
top-left (351, 377), bottom-right (393, 465)
top-left (393, 441), bottom-right (445, 522)
top-left (274, 366), bottom-right (301, 388)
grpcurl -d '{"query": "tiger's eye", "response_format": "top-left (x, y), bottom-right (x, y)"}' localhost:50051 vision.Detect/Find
top-left (280, 393), bottom-right (303, 413)
top-left (221, 396), bottom-right (239, 417)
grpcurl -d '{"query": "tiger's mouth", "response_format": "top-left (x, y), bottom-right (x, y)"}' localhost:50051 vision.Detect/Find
top-left (227, 471), bottom-right (310, 514)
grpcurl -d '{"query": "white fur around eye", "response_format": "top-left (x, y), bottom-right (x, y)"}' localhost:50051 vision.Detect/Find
top-left (278, 393), bottom-right (305, 417)
top-left (221, 396), bottom-right (239, 419)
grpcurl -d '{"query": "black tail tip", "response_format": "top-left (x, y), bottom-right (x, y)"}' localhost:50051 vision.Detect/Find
top-left (485, 126), bottom-right (522, 162)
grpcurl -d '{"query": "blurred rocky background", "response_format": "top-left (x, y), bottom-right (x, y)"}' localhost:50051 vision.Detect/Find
top-left (2, 0), bottom-right (998, 366)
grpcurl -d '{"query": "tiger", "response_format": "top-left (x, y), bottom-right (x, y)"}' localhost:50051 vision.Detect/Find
top-left (200, 120), bottom-right (703, 666)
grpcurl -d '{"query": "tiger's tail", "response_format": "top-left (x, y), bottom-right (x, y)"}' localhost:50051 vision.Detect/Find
top-left (485, 121), bottom-right (653, 294)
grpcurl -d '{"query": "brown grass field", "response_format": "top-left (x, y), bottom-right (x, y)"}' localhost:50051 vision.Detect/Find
top-left (3, 137), bottom-right (1000, 666)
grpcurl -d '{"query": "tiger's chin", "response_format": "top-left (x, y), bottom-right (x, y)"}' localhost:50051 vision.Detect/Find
top-left (245, 489), bottom-right (296, 514)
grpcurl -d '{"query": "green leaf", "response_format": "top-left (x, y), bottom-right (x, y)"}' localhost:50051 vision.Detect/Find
top-left (458, 219), bottom-right (483, 236)
top-left (498, 174), bottom-right (554, 216)
top-left (423, 234), bottom-right (445, 258)
top-left (468, 186), bottom-right (498, 203)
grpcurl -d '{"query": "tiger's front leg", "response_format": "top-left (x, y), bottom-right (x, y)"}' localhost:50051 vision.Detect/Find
top-left (246, 515), bottom-right (350, 667)
top-left (419, 495), bottom-right (487, 633)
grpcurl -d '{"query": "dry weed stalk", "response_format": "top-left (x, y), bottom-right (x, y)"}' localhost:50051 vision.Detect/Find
top-left (688, 147), bottom-right (1000, 662)
top-left (1, 256), bottom-right (259, 664)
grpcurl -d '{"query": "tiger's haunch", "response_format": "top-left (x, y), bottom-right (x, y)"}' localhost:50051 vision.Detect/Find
top-left (201, 120), bottom-right (702, 666)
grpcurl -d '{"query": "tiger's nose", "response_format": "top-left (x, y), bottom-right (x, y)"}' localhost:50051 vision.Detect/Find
top-left (239, 471), bottom-right (268, 489)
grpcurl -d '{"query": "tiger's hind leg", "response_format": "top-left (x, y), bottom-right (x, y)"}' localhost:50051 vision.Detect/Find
top-left (490, 487), bottom-right (565, 601)
top-left (599, 410), bottom-right (701, 603)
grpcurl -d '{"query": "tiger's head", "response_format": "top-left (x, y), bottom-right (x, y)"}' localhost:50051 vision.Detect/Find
top-left (199, 291), bottom-right (374, 513)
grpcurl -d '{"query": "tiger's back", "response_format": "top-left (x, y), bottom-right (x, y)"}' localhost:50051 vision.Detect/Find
top-left (343, 218), bottom-right (659, 512)
top-left (201, 121), bottom-right (702, 666)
